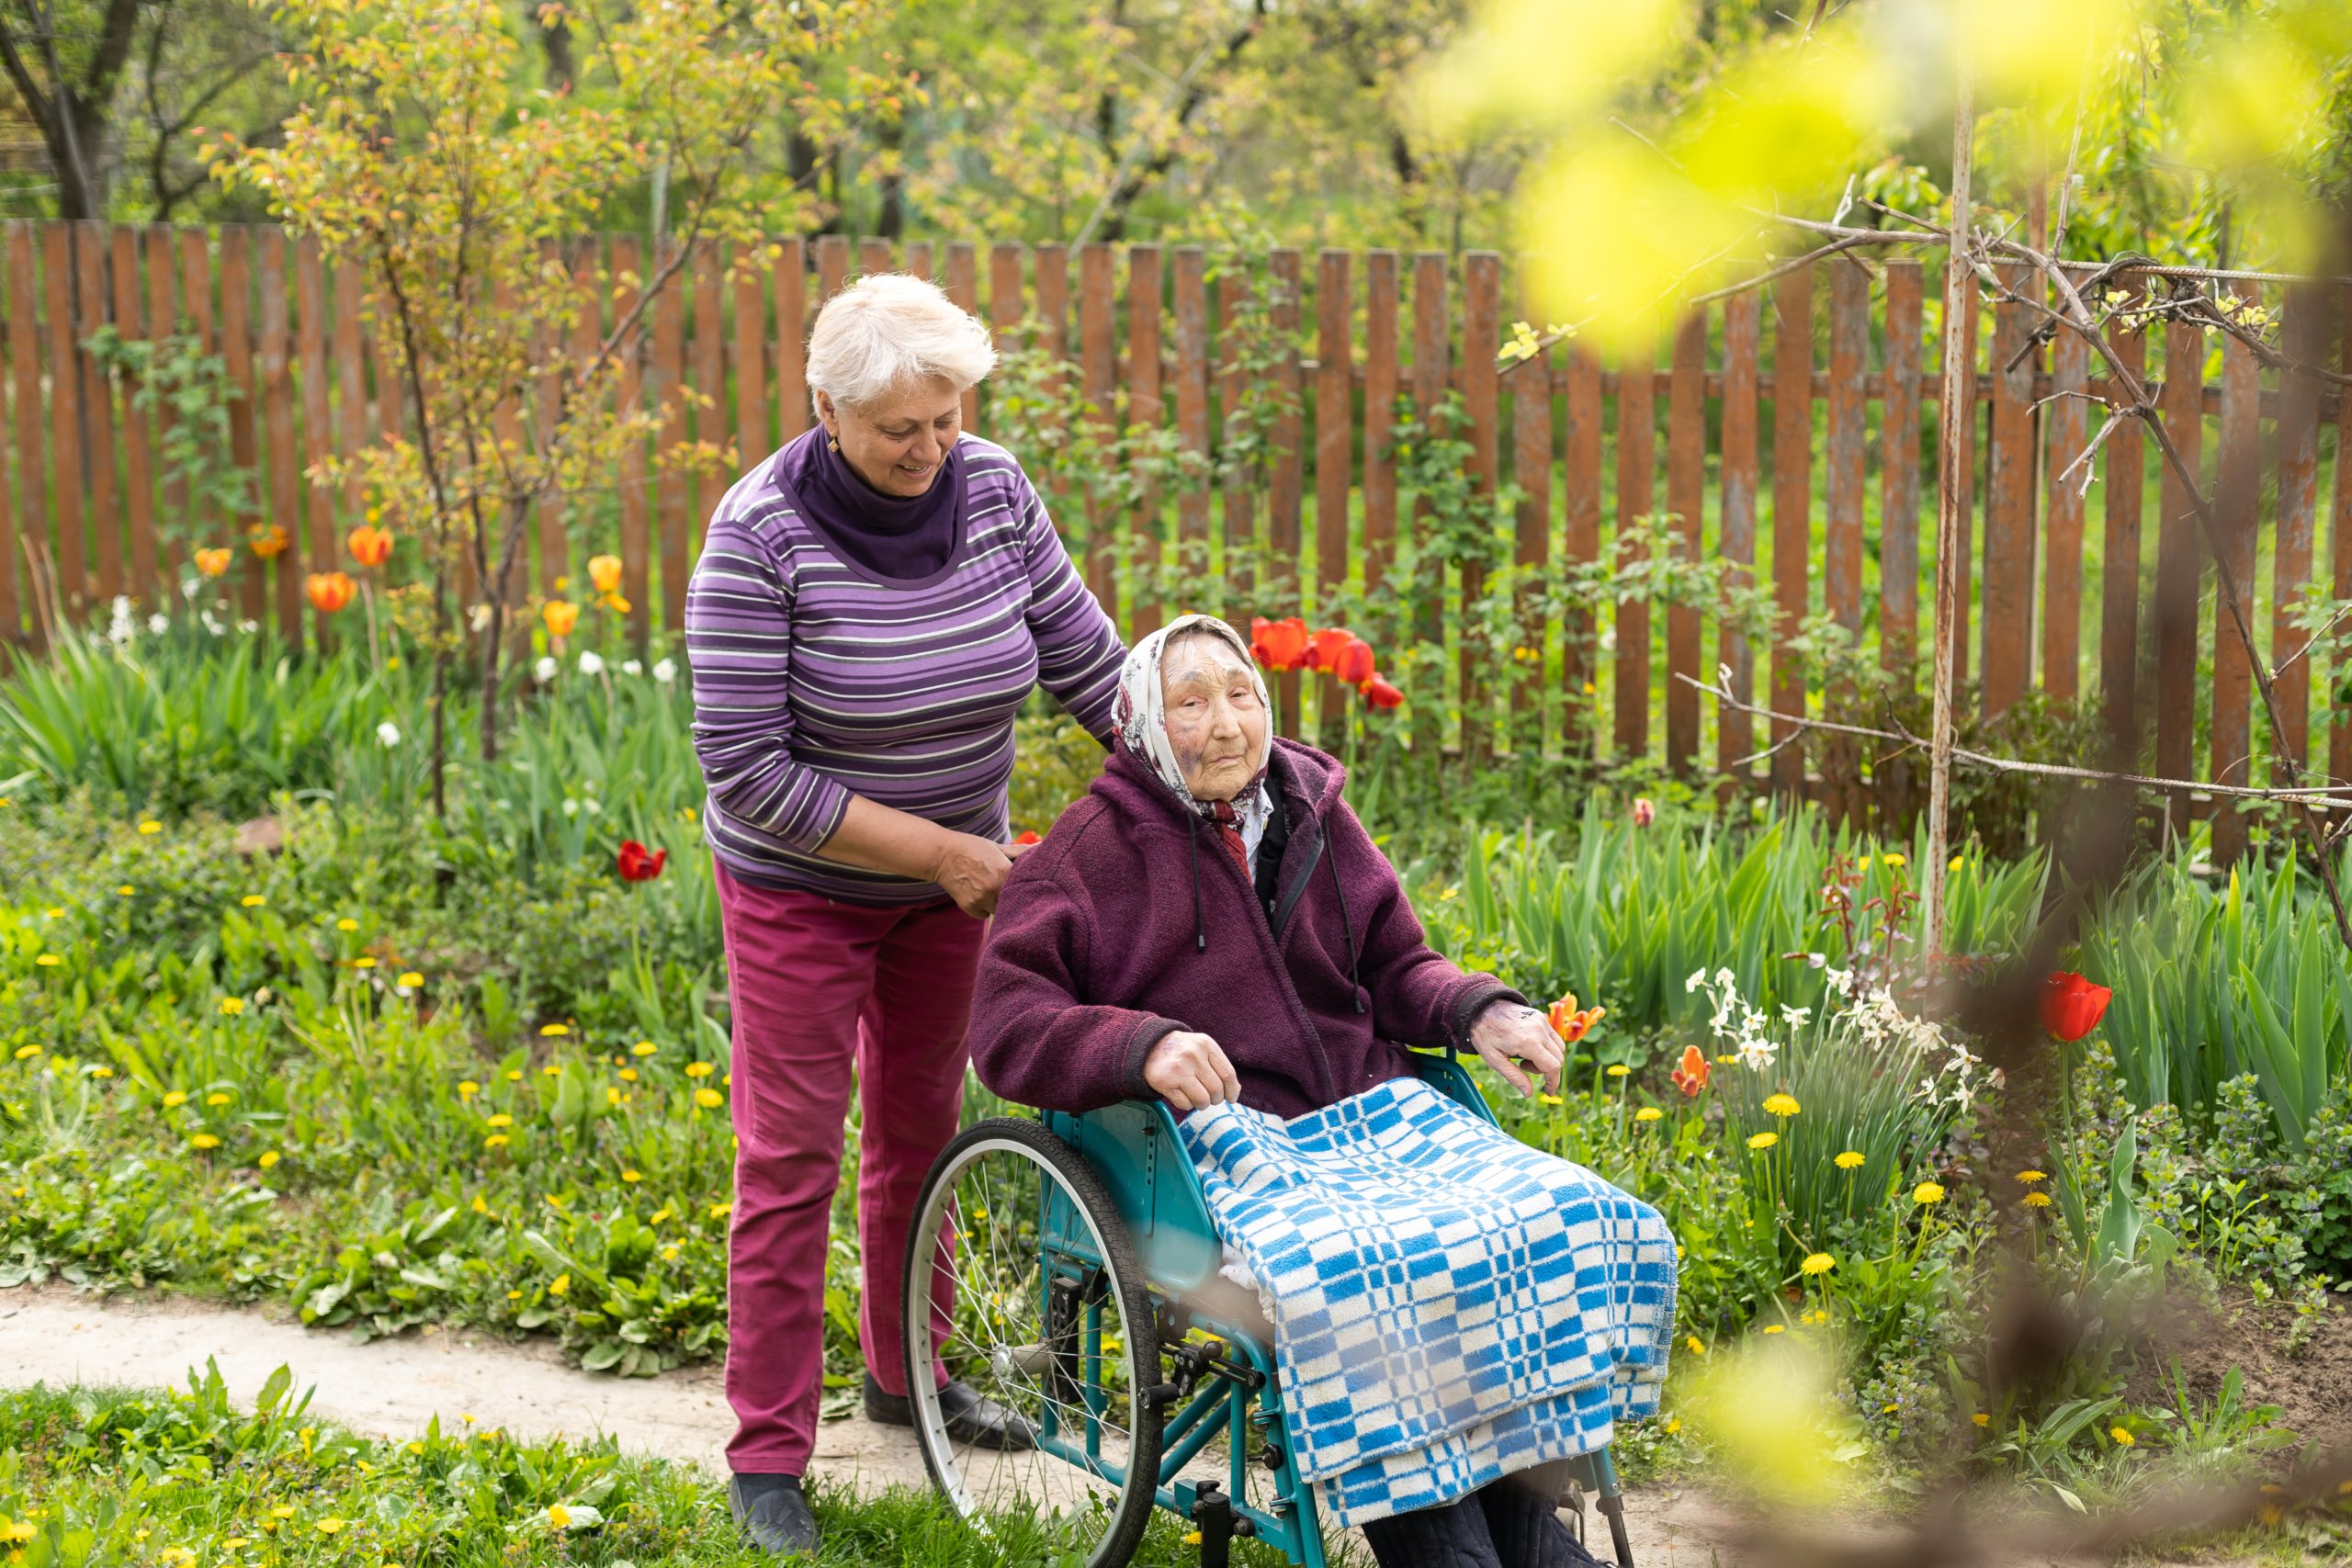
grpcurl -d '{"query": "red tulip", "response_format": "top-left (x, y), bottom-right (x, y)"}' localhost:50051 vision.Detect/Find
top-left (1332, 636), bottom-right (1377, 690)
top-left (1013, 830), bottom-right (1041, 846)
top-left (616, 840), bottom-right (668, 883)
top-left (1362, 676), bottom-right (1405, 710)
top-left (2041, 972), bottom-right (2111, 1042)
top-left (1304, 626), bottom-right (1354, 672)
top-left (1669, 1044), bottom-right (1710, 1098)
top-left (1250, 615), bottom-right (1310, 672)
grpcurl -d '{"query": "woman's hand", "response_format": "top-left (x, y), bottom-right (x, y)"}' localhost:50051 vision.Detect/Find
top-left (1143, 1031), bottom-right (1241, 1111)
top-left (929, 831), bottom-right (1019, 918)
top-left (1466, 1000), bottom-right (1564, 1099)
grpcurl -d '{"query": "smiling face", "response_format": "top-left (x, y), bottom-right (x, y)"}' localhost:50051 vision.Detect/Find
top-left (1159, 630), bottom-right (1268, 802)
top-left (816, 375), bottom-right (963, 498)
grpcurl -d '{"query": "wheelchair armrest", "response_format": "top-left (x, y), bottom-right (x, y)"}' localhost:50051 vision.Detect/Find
top-left (1405, 1047), bottom-right (1500, 1127)
top-left (1039, 1099), bottom-right (1222, 1295)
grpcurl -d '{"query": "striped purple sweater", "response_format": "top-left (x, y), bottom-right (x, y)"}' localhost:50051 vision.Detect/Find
top-left (685, 431), bottom-right (1125, 904)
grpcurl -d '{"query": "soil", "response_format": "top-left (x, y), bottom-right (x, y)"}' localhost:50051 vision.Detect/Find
top-left (2130, 1283), bottom-right (2352, 1453)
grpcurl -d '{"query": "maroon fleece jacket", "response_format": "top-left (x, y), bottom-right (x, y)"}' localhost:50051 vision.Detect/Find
top-left (968, 738), bottom-right (1522, 1118)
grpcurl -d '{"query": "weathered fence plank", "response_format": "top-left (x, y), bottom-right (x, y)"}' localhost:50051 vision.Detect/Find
top-left (2211, 301), bottom-right (2260, 865)
top-left (1718, 288), bottom-right (1760, 777)
top-left (1769, 265), bottom-right (1812, 797)
top-left (2099, 287), bottom-right (2147, 756)
top-left (1125, 243), bottom-right (1163, 637)
top-left (1615, 338), bottom-right (1655, 761)
top-left (1315, 248), bottom-right (1351, 746)
top-left (2154, 318), bottom-right (2205, 830)
top-left (1666, 309), bottom-right (1706, 777)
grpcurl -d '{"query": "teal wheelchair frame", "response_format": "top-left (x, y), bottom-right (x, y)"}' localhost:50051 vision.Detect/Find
top-left (906, 1052), bottom-right (1634, 1568)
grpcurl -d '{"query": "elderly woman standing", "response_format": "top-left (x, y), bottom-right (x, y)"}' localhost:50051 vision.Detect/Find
top-left (685, 272), bottom-right (1125, 1556)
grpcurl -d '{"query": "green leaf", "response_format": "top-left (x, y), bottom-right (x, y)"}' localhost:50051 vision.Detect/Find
top-left (254, 1363), bottom-right (292, 1417)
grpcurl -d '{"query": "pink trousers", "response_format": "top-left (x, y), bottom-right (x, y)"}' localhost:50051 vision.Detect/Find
top-left (715, 861), bottom-right (985, 1474)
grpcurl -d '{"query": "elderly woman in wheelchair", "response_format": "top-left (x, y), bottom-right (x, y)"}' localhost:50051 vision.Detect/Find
top-left (901, 614), bottom-right (1673, 1568)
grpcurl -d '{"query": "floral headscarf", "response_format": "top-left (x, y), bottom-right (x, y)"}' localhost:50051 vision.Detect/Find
top-left (1112, 614), bottom-right (1274, 854)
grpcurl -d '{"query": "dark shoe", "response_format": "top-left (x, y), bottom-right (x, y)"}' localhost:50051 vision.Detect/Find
top-left (729, 1472), bottom-right (820, 1558)
top-left (863, 1370), bottom-right (1038, 1450)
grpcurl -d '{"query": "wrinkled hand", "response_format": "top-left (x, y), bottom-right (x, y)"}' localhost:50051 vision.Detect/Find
top-left (1143, 1031), bottom-right (1241, 1111)
top-left (931, 832), bottom-right (1017, 919)
top-left (1466, 1000), bottom-right (1563, 1099)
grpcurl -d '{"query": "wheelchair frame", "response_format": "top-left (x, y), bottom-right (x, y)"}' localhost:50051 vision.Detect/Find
top-left (1027, 1052), bottom-right (1635, 1567)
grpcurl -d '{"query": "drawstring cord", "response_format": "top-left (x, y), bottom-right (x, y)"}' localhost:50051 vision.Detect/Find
top-left (1188, 816), bottom-right (1206, 952)
top-left (1325, 840), bottom-right (1365, 1013)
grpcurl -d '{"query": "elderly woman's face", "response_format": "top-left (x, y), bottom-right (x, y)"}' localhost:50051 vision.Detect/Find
top-left (1160, 632), bottom-right (1267, 803)
top-left (817, 376), bottom-right (962, 499)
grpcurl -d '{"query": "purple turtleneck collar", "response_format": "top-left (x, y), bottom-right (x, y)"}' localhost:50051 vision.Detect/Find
top-left (775, 426), bottom-right (965, 584)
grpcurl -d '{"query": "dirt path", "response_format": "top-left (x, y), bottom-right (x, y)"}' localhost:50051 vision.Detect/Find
top-left (0, 1284), bottom-right (1775, 1562)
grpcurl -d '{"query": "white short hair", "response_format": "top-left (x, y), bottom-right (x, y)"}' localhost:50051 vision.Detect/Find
top-left (805, 272), bottom-right (996, 415)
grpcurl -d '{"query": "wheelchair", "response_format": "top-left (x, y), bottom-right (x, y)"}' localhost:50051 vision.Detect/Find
top-left (900, 1053), bottom-right (1636, 1567)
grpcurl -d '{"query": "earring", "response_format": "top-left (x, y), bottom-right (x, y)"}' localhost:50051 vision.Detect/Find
top-left (828, 437), bottom-right (840, 452)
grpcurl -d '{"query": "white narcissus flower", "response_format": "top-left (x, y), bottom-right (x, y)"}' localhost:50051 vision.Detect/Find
top-left (652, 658), bottom-right (676, 684)
top-left (578, 651), bottom-right (605, 676)
top-left (148, 613), bottom-right (170, 635)
top-left (621, 660), bottom-right (642, 676)
top-left (534, 656), bottom-right (558, 683)
top-left (376, 721), bottom-right (401, 748)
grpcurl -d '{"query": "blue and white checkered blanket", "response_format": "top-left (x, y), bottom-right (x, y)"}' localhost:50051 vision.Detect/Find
top-left (1177, 1077), bottom-right (1677, 1529)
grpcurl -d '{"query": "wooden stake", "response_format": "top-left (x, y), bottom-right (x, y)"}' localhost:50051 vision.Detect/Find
top-left (1926, 69), bottom-right (1974, 957)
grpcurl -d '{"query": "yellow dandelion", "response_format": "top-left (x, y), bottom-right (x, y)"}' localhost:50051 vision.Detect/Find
top-left (259, 1151), bottom-right (281, 1168)
top-left (315, 1518), bottom-right (345, 1535)
top-left (1713, 1053), bottom-right (1738, 1066)
top-left (709, 1201), bottom-right (732, 1220)
top-left (190, 1134), bottom-right (220, 1150)
top-left (605, 1086), bottom-right (622, 1107)
top-left (1762, 1093), bottom-right (1801, 1117)
top-left (621, 1169), bottom-right (642, 1183)
top-left (1761, 1324), bottom-right (1785, 1335)
top-left (485, 1134), bottom-right (509, 1149)
top-left (685, 1061), bottom-right (715, 1078)
top-left (205, 1092), bottom-right (230, 1106)
top-left (138, 820), bottom-right (162, 835)
top-left (1834, 1150), bottom-right (1866, 1169)
top-left (1882, 853), bottom-right (1905, 867)
top-left (1747, 1132), bottom-right (1779, 1150)
top-left (10, 1046), bottom-right (36, 1061)
top-left (486, 1112), bottom-right (513, 1128)
top-left (618, 1067), bottom-right (638, 1082)
top-left (1684, 1336), bottom-right (1706, 1355)
top-left (1801, 1252), bottom-right (1835, 1276)
top-left (240, 895), bottom-right (266, 908)
top-left (1972, 1413), bottom-right (1990, 1427)
top-left (2014, 1169), bottom-right (2048, 1185)
top-left (1605, 1065), bottom-right (1630, 1078)
top-left (2022, 1191), bottom-right (2052, 1209)
top-left (162, 1089), bottom-right (187, 1106)
top-left (218, 997), bottom-right (245, 1015)
top-left (2109, 1427), bottom-right (2134, 1447)
top-left (695, 1088), bottom-right (724, 1109)
top-left (548, 1274), bottom-right (570, 1296)
top-left (1664, 1416), bottom-right (1681, 1434)
top-left (539, 1022), bottom-right (570, 1036)
top-left (548, 1504), bottom-right (571, 1529)
top-left (1539, 1092), bottom-right (1564, 1106)
top-left (631, 1040), bottom-right (658, 1057)
top-left (352, 956), bottom-right (377, 969)
top-left (1634, 1107), bottom-right (1663, 1122)
top-left (117, 885), bottom-right (134, 896)
top-left (398, 971), bottom-right (424, 987)
top-left (89, 1066), bottom-right (113, 1077)
top-left (335, 918), bottom-right (358, 932)
top-left (504, 1068), bottom-right (522, 1081)
top-left (458, 1080), bottom-right (479, 1098)
top-left (33, 953), bottom-right (59, 967)
top-left (1913, 1181), bottom-right (1946, 1205)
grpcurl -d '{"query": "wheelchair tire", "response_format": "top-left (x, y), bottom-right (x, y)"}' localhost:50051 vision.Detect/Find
top-left (903, 1115), bottom-right (1164, 1568)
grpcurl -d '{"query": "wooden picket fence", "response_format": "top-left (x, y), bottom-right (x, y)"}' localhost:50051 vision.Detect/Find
top-left (2, 220), bottom-right (2348, 851)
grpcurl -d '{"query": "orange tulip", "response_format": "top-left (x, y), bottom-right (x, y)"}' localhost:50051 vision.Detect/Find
top-left (248, 524), bottom-right (290, 559)
top-left (306, 571), bottom-right (356, 615)
top-left (543, 599), bottom-right (580, 638)
top-left (1669, 1044), bottom-right (1711, 1098)
top-left (347, 525), bottom-right (393, 568)
top-left (588, 554), bottom-right (624, 595)
top-left (1547, 994), bottom-right (1607, 1044)
top-left (194, 547), bottom-right (232, 579)
top-left (1362, 676), bottom-right (1405, 710)
top-left (1249, 615), bottom-right (1309, 672)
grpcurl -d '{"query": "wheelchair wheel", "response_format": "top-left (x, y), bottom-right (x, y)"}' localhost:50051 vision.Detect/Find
top-left (903, 1116), bottom-right (1163, 1568)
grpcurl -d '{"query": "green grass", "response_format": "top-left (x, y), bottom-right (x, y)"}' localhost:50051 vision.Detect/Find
top-left (0, 1370), bottom-right (1329, 1566)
